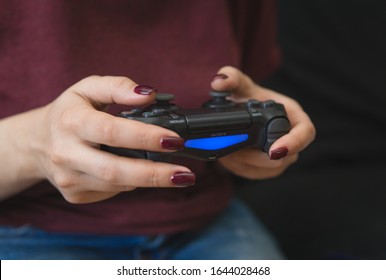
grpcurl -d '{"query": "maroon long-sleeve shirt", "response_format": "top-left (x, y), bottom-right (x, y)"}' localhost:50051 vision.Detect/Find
top-left (0, 0), bottom-right (279, 235)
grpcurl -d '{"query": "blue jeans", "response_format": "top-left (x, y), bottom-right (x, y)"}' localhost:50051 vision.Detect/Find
top-left (0, 199), bottom-right (283, 260)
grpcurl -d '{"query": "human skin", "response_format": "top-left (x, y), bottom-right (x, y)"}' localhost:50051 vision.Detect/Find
top-left (213, 66), bottom-right (315, 179)
top-left (0, 66), bottom-right (315, 203)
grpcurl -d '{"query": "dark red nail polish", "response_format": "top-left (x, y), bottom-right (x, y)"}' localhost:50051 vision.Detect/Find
top-left (134, 85), bottom-right (157, 95)
top-left (270, 147), bottom-right (288, 160)
top-left (212, 73), bottom-right (228, 82)
top-left (161, 137), bottom-right (185, 150)
top-left (171, 172), bottom-right (196, 187)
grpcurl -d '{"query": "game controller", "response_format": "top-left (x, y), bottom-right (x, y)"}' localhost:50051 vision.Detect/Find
top-left (101, 91), bottom-right (291, 161)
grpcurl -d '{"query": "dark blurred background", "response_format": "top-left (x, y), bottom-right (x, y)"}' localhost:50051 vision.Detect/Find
top-left (237, 0), bottom-right (386, 259)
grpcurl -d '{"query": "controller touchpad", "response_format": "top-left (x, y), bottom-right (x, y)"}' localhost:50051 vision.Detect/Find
top-left (186, 111), bottom-right (251, 133)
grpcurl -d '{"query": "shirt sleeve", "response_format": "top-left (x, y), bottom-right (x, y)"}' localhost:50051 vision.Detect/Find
top-left (228, 0), bottom-right (281, 81)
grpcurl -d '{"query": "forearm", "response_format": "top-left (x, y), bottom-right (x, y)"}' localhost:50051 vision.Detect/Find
top-left (0, 108), bottom-right (45, 200)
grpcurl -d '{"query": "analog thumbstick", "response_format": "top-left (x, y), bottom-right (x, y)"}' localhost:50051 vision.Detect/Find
top-left (203, 91), bottom-right (235, 108)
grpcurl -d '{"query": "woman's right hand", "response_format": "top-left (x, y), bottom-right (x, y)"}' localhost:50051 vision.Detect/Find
top-left (0, 76), bottom-right (195, 203)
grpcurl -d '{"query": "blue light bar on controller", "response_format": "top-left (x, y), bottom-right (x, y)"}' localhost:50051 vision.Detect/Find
top-left (185, 134), bottom-right (249, 150)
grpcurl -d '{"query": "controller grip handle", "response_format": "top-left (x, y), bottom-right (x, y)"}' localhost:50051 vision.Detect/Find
top-left (263, 117), bottom-right (291, 152)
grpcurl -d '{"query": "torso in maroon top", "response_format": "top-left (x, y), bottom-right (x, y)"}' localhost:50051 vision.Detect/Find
top-left (0, 0), bottom-right (279, 234)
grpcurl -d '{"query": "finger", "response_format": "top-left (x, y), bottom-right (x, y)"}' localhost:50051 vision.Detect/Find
top-left (60, 187), bottom-right (121, 204)
top-left (220, 148), bottom-right (286, 169)
top-left (211, 66), bottom-right (269, 100)
top-left (69, 75), bottom-right (157, 108)
top-left (220, 148), bottom-right (298, 172)
top-left (64, 172), bottom-right (138, 193)
top-left (62, 107), bottom-right (183, 151)
top-left (269, 104), bottom-right (316, 156)
top-left (49, 170), bottom-right (137, 204)
top-left (61, 145), bottom-right (195, 188)
top-left (211, 67), bottom-right (316, 158)
top-left (219, 155), bottom-right (298, 180)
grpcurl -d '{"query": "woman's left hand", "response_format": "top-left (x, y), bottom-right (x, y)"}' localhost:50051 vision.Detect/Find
top-left (211, 66), bottom-right (316, 180)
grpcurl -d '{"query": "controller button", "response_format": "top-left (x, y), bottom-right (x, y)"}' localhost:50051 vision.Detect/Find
top-left (261, 100), bottom-right (276, 108)
top-left (186, 111), bottom-right (250, 133)
top-left (246, 99), bottom-right (261, 108)
top-left (169, 113), bottom-right (180, 119)
top-left (152, 108), bottom-right (167, 115)
top-left (248, 108), bottom-right (260, 114)
top-left (142, 111), bottom-right (158, 118)
top-left (120, 109), bottom-right (142, 117)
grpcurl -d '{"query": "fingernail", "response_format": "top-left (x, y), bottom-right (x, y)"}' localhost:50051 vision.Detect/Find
top-left (161, 137), bottom-right (185, 150)
top-left (134, 85), bottom-right (157, 95)
top-left (212, 73), bottom-right (228, 82)
top-left (270, 147), bottom-right (288, 160)
top-left (171, 172), bottom-right (196, 187)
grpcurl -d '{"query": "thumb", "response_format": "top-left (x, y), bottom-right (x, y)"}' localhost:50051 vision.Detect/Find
top-left (210, 66), bottom-right (269, 100)
top-left (68, 75), bottom-right (157, 109)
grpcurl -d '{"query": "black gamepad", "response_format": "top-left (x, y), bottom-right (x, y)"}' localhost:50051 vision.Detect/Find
top-left (102, 91), bottom-right (291, 162)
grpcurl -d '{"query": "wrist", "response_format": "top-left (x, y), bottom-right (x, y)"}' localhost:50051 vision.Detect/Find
top-left (0, 108), bottom-right (46, 198)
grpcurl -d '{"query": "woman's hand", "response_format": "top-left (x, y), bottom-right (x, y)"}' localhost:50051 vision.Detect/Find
top-left (0, 76), bottom-right (195, 203)
top-left (211, 66), bottom-right (316, 180)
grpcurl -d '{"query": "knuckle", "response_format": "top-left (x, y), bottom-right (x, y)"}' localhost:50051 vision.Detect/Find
top-left (52, 172), bottom-right (77, 189)
top-left (140, 164), bottom-right (165, 187)
top-left (62, 192), bottom-right (86, 204)
top-left (98, 162), bottom-right (121, 184)
top-left (49, 143), bottom-right (67, 166)
top-left (136, 124), bottom-right (155, 149)
top-left (110, 76), bottom-right (133, 91)
top-left (57, 109), bottom-right (81, 132)
top-left (146, 168), bottom-right (163, 187)
top-left (98, 119), bottom-right (119, 145)
top-left (80, 75), bottom-right (101, 85)
top-left (63, 193), bottom-right (80, 204)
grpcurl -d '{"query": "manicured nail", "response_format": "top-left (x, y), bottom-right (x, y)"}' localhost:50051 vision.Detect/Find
top-left (161, 137), bottom-right (185, 150)
top-left (270, 147), bottom-right (288, 160)
top-left (134, 85), bottom-right (157, 95)
top-left (212, 73), bottom-right (228, 82)
top-left (171, 172), bottom-right (196, 187)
